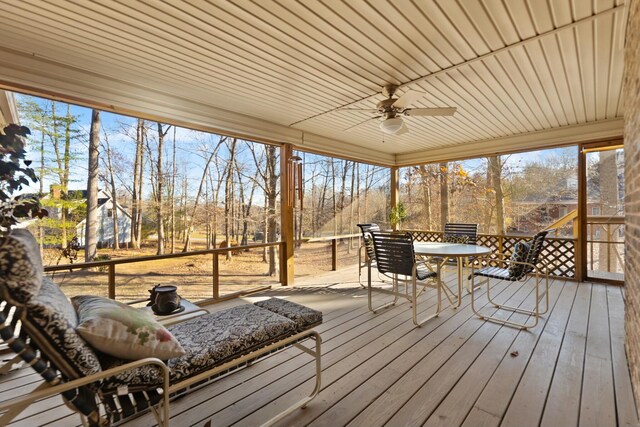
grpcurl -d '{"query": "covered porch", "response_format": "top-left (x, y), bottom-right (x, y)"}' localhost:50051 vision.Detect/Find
top-left (0, 1), bottom-right (638, 426)
top-left (1, 265), bottom-right (636, 427)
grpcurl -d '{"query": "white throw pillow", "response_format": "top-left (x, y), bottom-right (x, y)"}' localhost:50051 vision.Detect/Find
top-left (72, 295), bottom-right (185, 360)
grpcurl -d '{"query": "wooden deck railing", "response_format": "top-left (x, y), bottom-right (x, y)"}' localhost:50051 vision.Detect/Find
top-left (586, 216), bottom-right (624, 275)
top-left (298, 233), bottom-right (361, 271)
top-left (404, 229), bottom-right (577, 280)
top-left (44, 242), bottom-right (284, 305)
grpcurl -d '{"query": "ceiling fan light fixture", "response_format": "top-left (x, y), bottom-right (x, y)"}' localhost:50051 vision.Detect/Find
top-left (379, 117), bottom-right (404, 134)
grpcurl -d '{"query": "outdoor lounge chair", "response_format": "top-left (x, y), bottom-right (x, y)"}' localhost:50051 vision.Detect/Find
top-left (0, 230), bottom-right (322, 427)
top-left (356, 223), bottom-right (380, 287)
top-left (470, 230), bottom-right (550, 329)
top-left (368, 231), bottom-right (442, 327)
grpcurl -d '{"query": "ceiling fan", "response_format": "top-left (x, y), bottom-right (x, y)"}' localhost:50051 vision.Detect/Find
top-left (339, 85), bottom-right (456, 135)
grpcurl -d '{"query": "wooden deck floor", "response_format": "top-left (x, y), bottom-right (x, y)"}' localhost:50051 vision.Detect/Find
top-left (1, 266), bottom-right (638, 427)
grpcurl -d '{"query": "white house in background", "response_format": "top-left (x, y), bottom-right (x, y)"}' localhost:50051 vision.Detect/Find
top-left (75, 189), bottom-right (132, 247)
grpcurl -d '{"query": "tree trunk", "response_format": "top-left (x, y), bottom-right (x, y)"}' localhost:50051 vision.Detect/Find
top-left (104, 133), bottom-right (120, 250)
top-left (85, 110), bottom-right (100, 261)
top-left (171, 126), bottom-right (177, 253)
top-left (439, 162), bottom-right (449, 230)
top-left (488, 156), bottom-right (505, 235)
top-left (332, 160), bottom-right (337, 235)
top-left (419, 165), bottom-right (432, 229)
top-left (131, 119), bottom-right (144, 249)
top-left (183, 150), bottom-right (216, 252)
top-left (224, 138), bottom-right (237, 260)
top-left (266, 146), bottom-right (278, 275)
top-left (156, 123), bottom-right (168, 255)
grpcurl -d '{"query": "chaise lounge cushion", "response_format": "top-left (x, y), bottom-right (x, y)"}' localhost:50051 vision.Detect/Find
top-left (0, 229), bottom-right (43, 305)
top-left (167, 304), bottom-right (296, 381)
top-left (22, 278), bottom-right (102, 379)
top-left (254, 298), bottom-right (323, 331)
top-left (100, 302), bottom-right (318, 391)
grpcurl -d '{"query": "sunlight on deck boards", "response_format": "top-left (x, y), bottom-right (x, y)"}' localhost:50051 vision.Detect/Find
top-left (0, 265), bottom-right (637, 427)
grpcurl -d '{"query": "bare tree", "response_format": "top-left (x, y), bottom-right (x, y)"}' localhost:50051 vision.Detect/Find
top-left (85, 110), bottom-right (100, 261)
top-left (155, 123), bottom-right (171, 255)
top-left (131, 119), bottom-right (145, 249)
top-left (183, 139), bottom-right (223, 251)
top-left (488, 156), bottom-right (505, 234)
top-left (102, 130), bottom-right (120, 250)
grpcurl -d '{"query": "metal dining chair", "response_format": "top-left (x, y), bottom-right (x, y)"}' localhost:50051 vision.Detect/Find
top-left (470, 230), bottom-right (550, 329)
top-left (440, 222), bottom-right (479, 290)
top-left (368, 231), bottom-right (442, 327)
top-left (357, 223), bottom-right (381, 287)
top-left (443, 223), bottom-right (479, 245)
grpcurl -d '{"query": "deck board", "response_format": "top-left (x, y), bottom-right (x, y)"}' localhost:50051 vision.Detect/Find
top-left (0, 266), bottom-right (637, 427)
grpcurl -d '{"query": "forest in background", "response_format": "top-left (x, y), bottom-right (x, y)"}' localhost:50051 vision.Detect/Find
top-left (15, 94), bottom-right (624, 276)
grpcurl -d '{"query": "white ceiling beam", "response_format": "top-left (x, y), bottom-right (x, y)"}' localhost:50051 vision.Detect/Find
top-left (395, 118), bottom-right (624, 166)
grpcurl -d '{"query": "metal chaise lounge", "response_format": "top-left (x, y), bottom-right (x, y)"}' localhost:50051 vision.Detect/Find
top-left (0, 230), bottom-right (322, 427)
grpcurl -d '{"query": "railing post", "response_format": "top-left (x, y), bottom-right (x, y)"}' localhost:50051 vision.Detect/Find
top-left (212, 252), bottom-right (219, 299)
top-left (606, 223), bottom-right (612, 272)
top-left (108, 264), bottom-right (116, 300)
top-left (279, 242), bottom-right (286, 284)
top-left (331, 238), bottom-right (338, 271)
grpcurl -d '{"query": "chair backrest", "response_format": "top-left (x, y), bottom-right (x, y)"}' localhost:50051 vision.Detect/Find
top-left (0, 230), bottom-right (104, 425)
top-left (370, 231), bottom-right (416, 277)
top-left (524, 229), bottom-right (550, 273)
top-left (443, 223), bottom-right (478, 245)
top-left (357, 223), bottom-right (380, 261)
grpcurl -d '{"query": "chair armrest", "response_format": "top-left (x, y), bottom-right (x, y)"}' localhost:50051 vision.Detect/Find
top-left (0, 357), bottom-right (170, 413)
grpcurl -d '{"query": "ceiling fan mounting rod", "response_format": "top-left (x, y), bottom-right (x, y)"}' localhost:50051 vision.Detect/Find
top-left (382, 84), bottom-right (398, 98)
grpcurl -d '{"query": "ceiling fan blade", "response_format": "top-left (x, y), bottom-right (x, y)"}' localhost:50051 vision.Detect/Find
top-left (337, 108), bottom-right (380, 113)
top-left (403, 107), bottom-right (457, 117)
top-left (343, 116), bottom-right (381, 132)
top-left (392, 89), bottom-right (425, 109)
top-left (395, 122), bottom-right (409, 135)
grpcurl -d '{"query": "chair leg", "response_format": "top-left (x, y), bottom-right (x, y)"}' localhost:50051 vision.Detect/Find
top-left (412, 266), bottom-right (442, 327)
top-left (368, 262), bottom-right (398, 313)
top-left (261, 332), bottom-right (322, 427)
top-left (472, 273), bottom-right (549, 330)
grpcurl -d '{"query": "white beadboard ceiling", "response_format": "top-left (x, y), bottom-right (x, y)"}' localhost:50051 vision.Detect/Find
top-left (0, 0), bottom-right (627, 166)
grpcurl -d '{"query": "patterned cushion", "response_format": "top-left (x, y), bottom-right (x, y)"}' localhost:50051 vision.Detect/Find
top-left (167, 304), bottom-right (296, 381)
top-left (22, 278), bottom-right (102, 379)
top-left (254, 298), bottom-right (322, 331)
top-left (443, 234), bottom-right (469, 244)
top-left (416, 265), bottom-right (437, 281)
top-left (99, 353), bottom-right (166, 393)
top-left (0, 230), bottom-right (43, 305)
top-left (507, 241), bottom-right (531, 280)
top-left (72, 296), bottom-right (186, 360)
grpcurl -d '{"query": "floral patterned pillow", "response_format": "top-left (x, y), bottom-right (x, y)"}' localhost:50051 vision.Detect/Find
top-left (0, 230), bottom-right (43, 305)
top-left (72, 296), bottom-right (185, 361)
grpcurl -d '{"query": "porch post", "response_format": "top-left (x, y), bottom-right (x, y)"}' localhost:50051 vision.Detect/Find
top-left (280, 144), bottom-right (295, 285)
top-left (390, 166), bottom-right (399, 231)
top-left (577, 145), bottom-right (586, 282)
